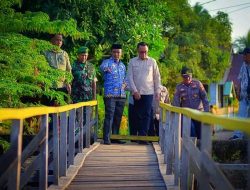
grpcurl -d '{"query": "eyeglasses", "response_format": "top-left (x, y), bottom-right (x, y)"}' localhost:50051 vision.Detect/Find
top-left (139, 51), bottom-right (147, 54)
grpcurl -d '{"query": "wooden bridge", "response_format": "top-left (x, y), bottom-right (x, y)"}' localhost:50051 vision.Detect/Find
top-left (0, 101), bottom-right (250, 190)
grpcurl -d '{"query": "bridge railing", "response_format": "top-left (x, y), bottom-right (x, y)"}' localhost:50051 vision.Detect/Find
top-left (159, 102), bottom-right (250, 190)
top-left (0, 100), bottom-right (98, 190)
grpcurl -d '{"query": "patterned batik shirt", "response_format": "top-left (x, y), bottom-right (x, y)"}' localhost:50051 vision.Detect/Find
top-left (71, 61), bottom-right (96, 103)
top-left (173, 79), bottom-right (209, 112)
top-left (238, 62), bottom-right (250, 100)
top-left (100, 57), bottom-right (126, 98)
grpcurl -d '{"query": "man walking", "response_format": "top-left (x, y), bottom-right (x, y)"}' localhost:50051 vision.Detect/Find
top-left (173, 66), bottom-right (209, 139)
top-left (127, 42), bottom-right (161, 144)
top-left (100, 44), bottom-right (127, 145)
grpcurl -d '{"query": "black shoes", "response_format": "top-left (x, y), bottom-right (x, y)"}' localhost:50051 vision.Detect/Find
top-left (111, 140), bottom-right (126, 144)
top-left (138, 141), bottom-right (149, 145)
top-left (103, 141), bottom-right (111, 145)
top-left (103, 140), bottom-right (126, 145)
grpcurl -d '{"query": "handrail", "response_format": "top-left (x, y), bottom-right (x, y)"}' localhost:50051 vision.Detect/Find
top-left (159, 102), bottom-right (250, 190)
top-left (160, 102), bottom-right (250, 135)
top-left (0, 100), bottom-right (98, 190)
top-left (0, 100), bottom-right (97, 120)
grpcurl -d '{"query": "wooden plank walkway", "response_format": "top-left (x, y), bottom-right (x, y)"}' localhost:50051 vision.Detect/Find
top-left (66, 143), bottom-right (167, 190)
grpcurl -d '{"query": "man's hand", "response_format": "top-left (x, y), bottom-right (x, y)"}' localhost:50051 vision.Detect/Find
top-left (155, 93), bottom-right (160, 101)
top-left (104, 67), bottom-right (112, 73)
top-left (66, 84), bottom-right (71, 95)
top-left (122, 83), bottom-right (127, 90)
top-left (155, 114), bottom-right (160, 120)
top-left (133, 91), bottom-right (141, 100)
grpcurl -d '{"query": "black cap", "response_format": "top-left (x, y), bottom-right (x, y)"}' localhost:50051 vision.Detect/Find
top-left (181, 66), bottom-right (192, 75)
top-left (111, 44), bottom-right (122, 50)
top-left (243, 47), bottom-right (250, 55)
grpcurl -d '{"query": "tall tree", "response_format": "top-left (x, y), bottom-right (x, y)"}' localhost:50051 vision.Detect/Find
top-left (0, 0), bottom-right (85, 107)
top-left (1, 0), bottom-right (233, 106)
top-left (233, 30), bottom-right (250, 53)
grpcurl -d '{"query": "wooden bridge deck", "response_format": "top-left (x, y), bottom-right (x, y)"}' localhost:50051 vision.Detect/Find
top-left (66, 143), bottom-right (167, 190)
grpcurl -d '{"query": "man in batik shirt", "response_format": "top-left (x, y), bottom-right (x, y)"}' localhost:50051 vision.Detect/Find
top-left (71, 46), bottom-right (96, 103)
top-left (230, 47), bottom-right (250, 140)
top-left (100, 44), bottom-right (127, 145)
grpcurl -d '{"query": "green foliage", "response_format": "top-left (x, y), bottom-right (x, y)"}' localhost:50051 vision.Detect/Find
top-left (212, 140), bottom-right (247, 163)
top-left (0, 138), bottom-right (10, 154)
top-left (0, 33), bottom-right (73, 107)
top-left (233, 30), bottom-right (250, 53)
top-left (0, 3), bottom-right (88, 39)
top-left (22, 0), bottom-right (169, 63)
top-left (160, 1), bottom-right (232, 87)
top-left (97, 95), bottom-right (105, 136)
top-left (0, 0), bottom-right (232, 108)
top-left (0, 0), bottom-right (84, 107)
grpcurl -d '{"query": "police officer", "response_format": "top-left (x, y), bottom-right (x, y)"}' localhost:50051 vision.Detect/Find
top-left (173, 66), bottom-right (209, 139)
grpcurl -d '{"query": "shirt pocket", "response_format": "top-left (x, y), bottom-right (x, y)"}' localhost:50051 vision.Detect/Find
top-left (146, 66), bottom-right (153, 75)
top-left (57, 55), bottom-right (66, 70)
top-left (180, 93), bottom-right (188, 101)
top-left (133, 65), bottom-right (140, 75)
top-left (191, 86), bottom-right (200, 100)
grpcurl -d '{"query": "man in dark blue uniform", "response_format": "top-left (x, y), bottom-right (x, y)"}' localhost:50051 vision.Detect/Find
top-left (173, 67), bottom-right (209, 139)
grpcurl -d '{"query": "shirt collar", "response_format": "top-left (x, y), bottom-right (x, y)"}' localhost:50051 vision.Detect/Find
top-left (51, 49), bottom-right (63, 53)
top-left (136, 56), bottom-right (149, 61)
top-left (110, 57), bottom-right (121, 64)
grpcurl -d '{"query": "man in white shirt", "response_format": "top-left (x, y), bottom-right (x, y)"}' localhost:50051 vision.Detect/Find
top-left (127, 42), bottom-right (161, 143)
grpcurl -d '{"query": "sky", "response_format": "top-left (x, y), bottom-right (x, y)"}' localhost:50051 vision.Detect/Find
top-left (189, 0), bottom-right (250, 41)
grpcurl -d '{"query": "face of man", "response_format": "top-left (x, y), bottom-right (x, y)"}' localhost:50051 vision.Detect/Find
top-left (51, 35), bottom-right (63, 48)
top-left (138, 45), bottom-right (148, 60)
top-left (112, 49), bottom-right (122, 61)
top-left (78, 53), bottom-right (88, 63)
top-left (244, 53), bottom-right (250, 64)
top-left (182, 74), bottom-right (192, 85)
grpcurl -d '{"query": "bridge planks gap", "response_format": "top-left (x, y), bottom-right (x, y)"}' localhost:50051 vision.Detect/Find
top-left (66, 144), bottom-right (167, 190)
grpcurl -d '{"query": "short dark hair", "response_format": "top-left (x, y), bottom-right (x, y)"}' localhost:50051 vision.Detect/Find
top-left (50, 34), bottom-right (62, 39)
top-left (111, 44), bottom-right (122, 50)
top-left (137, 42), bottom-right (148, 49)
top-left (243, 47), bottom-right (250, 55)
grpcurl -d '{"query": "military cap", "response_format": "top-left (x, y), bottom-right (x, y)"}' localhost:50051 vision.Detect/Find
top-left (77, 46), bottom-right (89, 54)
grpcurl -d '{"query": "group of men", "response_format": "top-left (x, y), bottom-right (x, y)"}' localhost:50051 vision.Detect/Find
top-left (46, 34), bottom-right (250, 145)
top-left (98, 42), bottom-right (209, 144)
top-left (100, 42), bottom-right (165, 145)
top-left (44, 34), bottom-right (96, 106)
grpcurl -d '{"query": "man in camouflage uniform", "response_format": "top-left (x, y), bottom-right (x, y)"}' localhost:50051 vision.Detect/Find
top-left (173, 66), bottom-right (209, 139)
top-left (71, 46), bottom-right (96, 103)
top-left (44, 34), bottom-right (72, 105)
